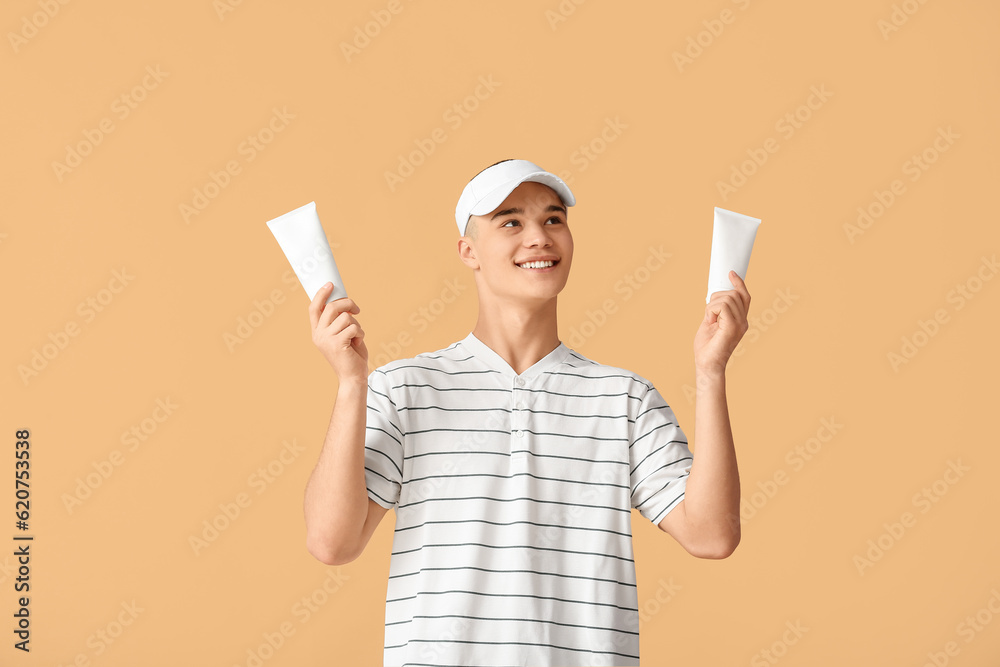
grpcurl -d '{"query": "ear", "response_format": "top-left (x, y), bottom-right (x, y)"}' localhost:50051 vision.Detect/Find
top-left (457, 236), bottom-right (480, 269)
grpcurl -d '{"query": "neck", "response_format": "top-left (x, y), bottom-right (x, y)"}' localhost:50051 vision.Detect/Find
top-left (471, 295), bottom-right (560, 375)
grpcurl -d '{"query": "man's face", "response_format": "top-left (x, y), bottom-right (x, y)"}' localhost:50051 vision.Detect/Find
top-left (460, 181), bottom-right (573, 304)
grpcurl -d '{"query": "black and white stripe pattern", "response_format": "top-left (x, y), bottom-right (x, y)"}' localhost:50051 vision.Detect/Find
top-left (364, 333), bottom-right (691, 666)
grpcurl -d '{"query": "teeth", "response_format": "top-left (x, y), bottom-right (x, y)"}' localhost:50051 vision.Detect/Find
top-left (518, 260), bottom-right (555, 269)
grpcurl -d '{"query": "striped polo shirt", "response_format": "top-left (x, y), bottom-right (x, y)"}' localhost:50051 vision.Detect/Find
top-left (364, 332), bottom-right (692, 666)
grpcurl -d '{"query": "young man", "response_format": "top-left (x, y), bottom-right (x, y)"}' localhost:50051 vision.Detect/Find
top-left (303, 159), bottom-right (750, 666)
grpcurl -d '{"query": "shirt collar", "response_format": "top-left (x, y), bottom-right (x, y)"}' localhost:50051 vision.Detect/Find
top-left (459, 332), bottom-right (570, 381)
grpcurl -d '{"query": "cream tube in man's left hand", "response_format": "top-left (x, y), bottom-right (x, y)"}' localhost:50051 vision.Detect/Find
top-left (706, 207), bottom-right (761, 303)
top-left (265, 201), bottom-right (347, 304)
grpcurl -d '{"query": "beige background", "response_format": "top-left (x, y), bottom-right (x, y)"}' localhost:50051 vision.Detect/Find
top-left (2, 0), bottom-right (999, 664)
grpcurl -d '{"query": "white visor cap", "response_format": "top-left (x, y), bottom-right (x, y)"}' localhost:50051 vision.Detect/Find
top-left (455, 159), bottom-right (576, 236)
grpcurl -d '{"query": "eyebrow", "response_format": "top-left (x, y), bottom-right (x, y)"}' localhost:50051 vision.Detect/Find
top-left (491, 204), bottom-right (567, 221)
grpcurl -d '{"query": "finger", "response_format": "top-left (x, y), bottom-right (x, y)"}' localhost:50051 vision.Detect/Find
top-left (351, 330), bottom-right (369, 354)
top-left (319, 293), bottom-right (360, 326)
top-left (320, 302), bottom-right (357, 333)
top-left (705, 301), bottom-right (721, 326)
top-left (338, 321), bottom-right (361, 347)
top-left (723, 298), bottom-right (747, 336)
top-left (338, 321), bottom-right (365, 347)
top-left (308, 283), bottom-right (335, 331)
top-left (722, 289), bottom-right (739, 321)
top-left (709, 292), bottom-right (741, 328)
top-left (727, 271), bottom-right (751, 312)
top-left (718, 298), bottom-right (736, 329)
top-left (706, 289), bottom-right (735, 314)
top-left (711, 282), bottom-right (747, 321)
top-left (708, 288), bottom-right (734, 307)
top-left (311, 280), bottom-right (355, 307)
top-left (310, 286), bottom-right (357, 327)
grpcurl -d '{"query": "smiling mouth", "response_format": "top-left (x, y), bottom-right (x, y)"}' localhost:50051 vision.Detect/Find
top-left (515, 259), bottom-right (559, 270)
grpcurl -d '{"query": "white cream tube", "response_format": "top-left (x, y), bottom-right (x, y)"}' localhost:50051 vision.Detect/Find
top-left (706, 207), bottom-right (761, 303)
top-left (265, 201), bottom-right (347, 304)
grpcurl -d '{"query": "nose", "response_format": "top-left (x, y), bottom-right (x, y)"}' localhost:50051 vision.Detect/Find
top-left (523, 220), bottom-right (554, 248)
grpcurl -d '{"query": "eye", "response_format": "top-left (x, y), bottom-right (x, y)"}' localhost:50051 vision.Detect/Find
top-left (501, 216), bottom-right (565, 228)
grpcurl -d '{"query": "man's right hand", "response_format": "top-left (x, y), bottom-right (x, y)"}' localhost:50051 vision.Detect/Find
top-left (309, 282), bottom-right (369, 383)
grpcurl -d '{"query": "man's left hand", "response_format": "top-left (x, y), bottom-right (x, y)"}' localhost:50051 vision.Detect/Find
top-left (693, 271), bottom-right (751, 375)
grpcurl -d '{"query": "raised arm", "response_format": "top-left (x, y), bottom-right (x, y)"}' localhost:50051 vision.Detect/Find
top-left (303, 282), bottom-right (388, 565)
top-left (658, 271), bottom-right (750, 559)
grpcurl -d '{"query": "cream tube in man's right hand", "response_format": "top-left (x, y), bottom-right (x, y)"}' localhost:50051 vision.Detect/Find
top-left (266, 201), bottom-right (347, 304)
top-left (706, 207), bottom-right (761, 303)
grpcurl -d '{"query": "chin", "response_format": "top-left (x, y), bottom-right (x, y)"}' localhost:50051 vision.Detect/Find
top-left (527, 283), bottom-right (568, 300)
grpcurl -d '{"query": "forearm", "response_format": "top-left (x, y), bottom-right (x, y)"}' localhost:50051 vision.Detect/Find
top-left (303, 378), bottom-right (370, 562)
top-left (684, 369), bottom-right (741, 550)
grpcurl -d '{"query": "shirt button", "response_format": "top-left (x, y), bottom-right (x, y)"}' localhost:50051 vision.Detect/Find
top-left (515, 430), bottom-right (523, 437)
top-left (515, 377), bottom-right (525, 387)
top-left (516, 401), bottom-right (525, 410)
